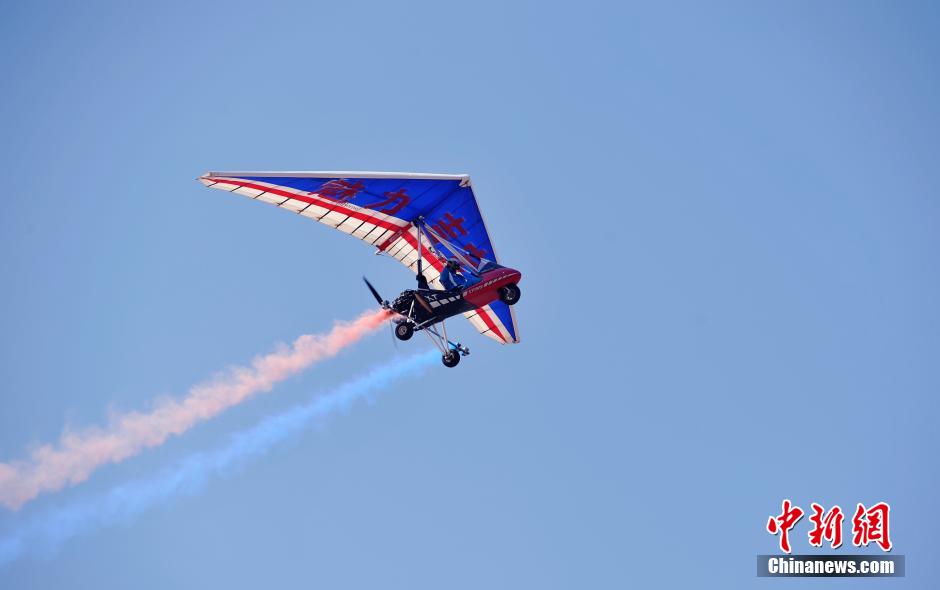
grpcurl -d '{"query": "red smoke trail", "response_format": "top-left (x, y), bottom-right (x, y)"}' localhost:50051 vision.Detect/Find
top-left (0, 309), bottom-right (391, 510)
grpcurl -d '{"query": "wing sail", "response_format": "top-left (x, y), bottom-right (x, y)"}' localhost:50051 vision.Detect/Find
top-left (199, 171), bottom-right (519, 343)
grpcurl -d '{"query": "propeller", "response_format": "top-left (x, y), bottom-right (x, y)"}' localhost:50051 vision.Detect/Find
top-left (363, 276), bottom-right (389, 308)
top-left (362, 277), bottom-right (396, 346)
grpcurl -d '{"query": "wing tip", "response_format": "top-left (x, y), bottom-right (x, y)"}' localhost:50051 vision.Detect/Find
top-left (197, 173), bottom-right (218, 187)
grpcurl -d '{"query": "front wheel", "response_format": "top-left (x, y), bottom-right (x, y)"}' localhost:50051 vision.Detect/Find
top-left (394, 321), bottom-right (414, 341)
top-left (442, 350), bottom-right (461, 368)
top-left (498, 284), bottom-right (521, 305)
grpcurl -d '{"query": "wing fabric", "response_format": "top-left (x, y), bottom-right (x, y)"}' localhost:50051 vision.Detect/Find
top-left (199, 172), bottom-right (519, 343)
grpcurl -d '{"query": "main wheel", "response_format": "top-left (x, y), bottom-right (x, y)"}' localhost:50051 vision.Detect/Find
top-left (442, 350), bottom-right (461, 368)
top-left (394, 321), bottom-right (414, 341)
top-left (498, 284), bottom-right (521, 305)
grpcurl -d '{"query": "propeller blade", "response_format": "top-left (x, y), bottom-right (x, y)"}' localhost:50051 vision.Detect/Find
top-left (363, 276), bottom-right (385, 306)
top-left (414, 293), bottom-right (434, 314)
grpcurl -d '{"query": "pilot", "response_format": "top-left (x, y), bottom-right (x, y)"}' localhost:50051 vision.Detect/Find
top-left (440, 257), bottom-right (478, 291)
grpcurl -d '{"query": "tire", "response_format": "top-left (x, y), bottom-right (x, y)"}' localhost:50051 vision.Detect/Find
top-left (442, 350), bottom-right (461, 368)
top-left (394, 322), bottom-right (414, 341)
top-left (498, 284), bottom-right (521, 305)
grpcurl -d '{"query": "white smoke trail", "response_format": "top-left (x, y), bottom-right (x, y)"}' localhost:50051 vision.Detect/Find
top-left (0, 309), bottom-right (391, 510)
top-left (0, 350), bottom-right (438, 569)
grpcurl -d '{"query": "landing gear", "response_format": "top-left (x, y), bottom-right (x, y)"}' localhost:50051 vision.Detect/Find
top-left (499, 284), bottom-right (521, 305)
top-left (394, 321), bottom-right (414, 341)
top-left (442, 350), bottom-right (461, 368)
top-left (369, 269), bottom-right (471, 367)
top-left (419, 319), bottom-right (469, 367)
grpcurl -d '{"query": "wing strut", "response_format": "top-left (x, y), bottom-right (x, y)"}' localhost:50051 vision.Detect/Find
top-left (422, 223), bottom-right (484, 277)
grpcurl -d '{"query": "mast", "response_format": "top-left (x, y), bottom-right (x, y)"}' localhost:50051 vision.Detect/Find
top-left (415, 217), bottom-right (428, 289)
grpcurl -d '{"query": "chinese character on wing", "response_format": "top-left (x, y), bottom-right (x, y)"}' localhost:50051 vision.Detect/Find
top-left (434, 212), bottom-right (468, 238)
top-left (767, 499), bottom-right (804, 554)
top-left (365, 188), bottom-right (410, 215)
top-left (316, 179), bottom-right (364, 202)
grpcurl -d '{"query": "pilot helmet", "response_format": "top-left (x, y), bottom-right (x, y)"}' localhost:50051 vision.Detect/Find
top-left (446, 257), bottom-right (461, 272)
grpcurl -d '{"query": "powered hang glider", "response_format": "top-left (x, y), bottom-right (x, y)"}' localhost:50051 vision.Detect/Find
top-left (199, 171), bottom-right (522, 367)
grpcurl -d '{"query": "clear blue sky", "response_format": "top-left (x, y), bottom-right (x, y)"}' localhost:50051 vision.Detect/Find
top-left (1, 1), bottom-right (938, 587)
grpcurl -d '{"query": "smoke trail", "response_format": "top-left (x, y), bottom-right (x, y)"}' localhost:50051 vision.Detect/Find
top-left (0, 309), bottom-right (391, 511)
top-left (0, 350), bottom-right (438, 569)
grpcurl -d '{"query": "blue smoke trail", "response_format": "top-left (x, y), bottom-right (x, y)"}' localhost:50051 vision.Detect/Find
top-left (0, 349), bottom-right (439, 569)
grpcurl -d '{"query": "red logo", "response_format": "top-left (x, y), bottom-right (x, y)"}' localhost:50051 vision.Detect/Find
top-left (766, 500), bottom-right (892, 553)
